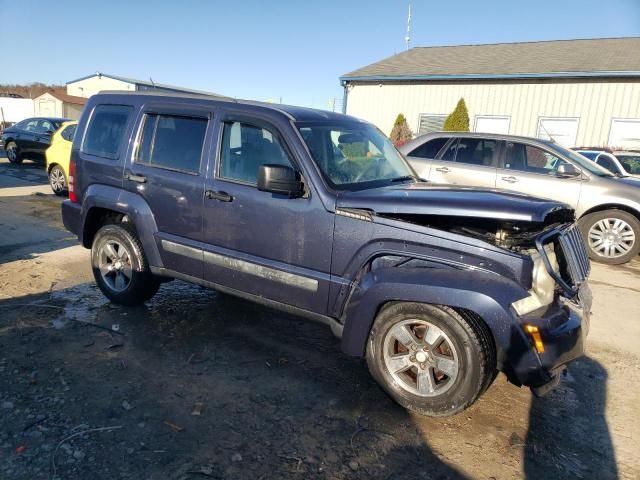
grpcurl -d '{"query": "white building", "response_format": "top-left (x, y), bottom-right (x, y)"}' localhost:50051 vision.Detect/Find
top-left (65, 72), bottom-right (222, 99)
top-left (33, 91), bottom-right (86, 120)
top-left (341, 37), bottom-right (640, 149)
top-left (0, 97), bottom-right (34, 125)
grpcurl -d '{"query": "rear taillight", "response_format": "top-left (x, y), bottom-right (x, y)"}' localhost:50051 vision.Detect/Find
top-left (68, 158), bottom-right (77, 203)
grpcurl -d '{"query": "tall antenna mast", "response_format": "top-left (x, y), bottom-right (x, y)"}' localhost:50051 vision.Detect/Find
top-left (405, 1), bottom-right (412, 51)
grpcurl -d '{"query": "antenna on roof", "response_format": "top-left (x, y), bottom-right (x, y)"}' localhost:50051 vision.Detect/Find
top-left (149, 77), bottom-right (156, 87)
top-left (405, 1), bottom-right (412, 51)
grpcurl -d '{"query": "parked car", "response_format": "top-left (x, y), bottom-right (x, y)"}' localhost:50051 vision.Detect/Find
top-left (1, 116), bottom-right (69, 164)
top-left (401, 132), bottom-right (640, 264)
top-left (62, 91), bottom-right (591, 417)
top-left (45, 121), bottom-right (78, 195)
top-left (574, 148), bottom-right (640, 179)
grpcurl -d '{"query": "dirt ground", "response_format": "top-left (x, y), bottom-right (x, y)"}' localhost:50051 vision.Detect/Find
top-left (1, 158), bottom-right (639, 480)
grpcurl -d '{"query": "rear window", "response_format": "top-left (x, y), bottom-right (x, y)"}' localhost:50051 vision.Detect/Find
top-left (408, 137), bottom-right (448, 159)
top-left (135, 113), bottom-right (207, 173)
top-left (82, 105), bottom-right (132, 159)
top-left (60, 124), bottom-right (77, 142)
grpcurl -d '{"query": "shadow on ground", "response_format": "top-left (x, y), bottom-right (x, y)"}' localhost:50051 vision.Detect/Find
top-left (0, 280), bottom-right (617, 479)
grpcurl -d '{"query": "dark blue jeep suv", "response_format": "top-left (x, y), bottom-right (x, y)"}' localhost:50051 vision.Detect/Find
top-left (61, 91), bottom-right (591, 416)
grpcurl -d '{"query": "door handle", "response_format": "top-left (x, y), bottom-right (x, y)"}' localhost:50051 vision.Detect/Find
top-left (501, 176), bottom-right (518, 183)
top-left (435, 166), bottom-right (450, 173)
top-left (205, 190), bottom-right (233, 202)
top-left (124, 173), bottom-right (147, 183)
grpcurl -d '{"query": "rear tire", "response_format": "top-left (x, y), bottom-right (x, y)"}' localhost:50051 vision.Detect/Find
top-left (578, 209), bottom-right (640, 265)
top-left (48, 165), bottom-right (67, 196)
top-left (366, 303), bottom-right (496, 417)
top-left (5, 141), bottom-right (23, 164)
top-left (91, 223), bottom-right (160, 306)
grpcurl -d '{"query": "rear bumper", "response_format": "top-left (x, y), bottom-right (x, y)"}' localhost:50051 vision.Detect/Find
top-left (510, 286), bottom-right (590, 393)
top-left (61, 200), bottom-right (82, 240)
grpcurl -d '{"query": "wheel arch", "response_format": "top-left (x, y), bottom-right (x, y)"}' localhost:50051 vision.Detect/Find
top-left (339, 267), bottom-right (540, 382)
top-left (79, 185), bottom-right (163, 268)
top-left (579, 203), bottom-right (640, 222)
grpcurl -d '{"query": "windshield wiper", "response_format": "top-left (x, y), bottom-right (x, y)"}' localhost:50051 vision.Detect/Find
top-left (389, 175), bottom-right (417, 184)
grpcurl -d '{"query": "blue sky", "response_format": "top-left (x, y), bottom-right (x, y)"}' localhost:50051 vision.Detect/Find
top-left (2, 0), bottom-right (639, 109)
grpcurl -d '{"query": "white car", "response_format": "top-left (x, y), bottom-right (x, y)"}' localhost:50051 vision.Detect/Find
top-left (576, 150), bottom-right (640, 179)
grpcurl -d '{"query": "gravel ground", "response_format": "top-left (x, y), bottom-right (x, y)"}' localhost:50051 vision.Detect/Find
top-left (0, 158), bottom-right (638, 479)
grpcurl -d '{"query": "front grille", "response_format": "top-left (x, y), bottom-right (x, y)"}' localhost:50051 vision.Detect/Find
top-left (536, 223), bottom-right (590, 297)
top-left (557, 224), bottom-right (591, 287)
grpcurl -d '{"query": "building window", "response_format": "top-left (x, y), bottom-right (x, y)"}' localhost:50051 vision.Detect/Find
top-left (474, 116), bottom-right (510, 135)
top-left (609, 119), bottom-right (640, 149)
top-left (418, 114), bottom-right (447, 135)
top-left (537, 117), bottom-right (579, 148)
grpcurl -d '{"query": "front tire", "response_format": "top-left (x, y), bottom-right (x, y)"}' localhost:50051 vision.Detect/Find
top-left (91, 223), bottom-right (159, 306)
top-left (578, 210), bottom-right (640, 264)
top-left (5, 141), bottom-right (23, 164)
top-left (366, 303), bottom-right (496, 417)
top-left (48, 165), bottom-right (67, 196)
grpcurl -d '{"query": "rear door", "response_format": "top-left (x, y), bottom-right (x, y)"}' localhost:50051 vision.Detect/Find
top-left (495, 140), bottom-right (582, 206)
top-left (123, 105), bottom-right (212, 278)
top-left (19, 119), bottom-right (40, 155)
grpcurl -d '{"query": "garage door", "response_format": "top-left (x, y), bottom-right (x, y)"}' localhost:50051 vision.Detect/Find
top-left (609, 119), bottom-right (640, 149)
top-left (537, 118), bottom-right (579, 147)
top-left (475, 116), bottom-right (510, 134)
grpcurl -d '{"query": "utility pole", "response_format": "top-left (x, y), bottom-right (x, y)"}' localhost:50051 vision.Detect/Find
top-left (405, 1), bottom-right (412, 51)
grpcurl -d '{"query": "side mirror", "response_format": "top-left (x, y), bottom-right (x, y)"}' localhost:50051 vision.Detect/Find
top-left (46, 129), bottom-right (55, 135)
top-left (257, 164), bottom-right (304, 197)
top-left (556, 163), bottom-right (581, 178)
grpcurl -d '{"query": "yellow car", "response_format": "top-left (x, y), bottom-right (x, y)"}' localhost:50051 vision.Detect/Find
top-left (45, 121), bottom-right (77, 195)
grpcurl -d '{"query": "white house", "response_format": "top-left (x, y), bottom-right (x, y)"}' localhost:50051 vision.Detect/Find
top-left (65, 72), bottom-right (222, 99)
top-left (341, 37), bottom-right (640, 149)
top-left (33, 91), bottom-right (86, 120)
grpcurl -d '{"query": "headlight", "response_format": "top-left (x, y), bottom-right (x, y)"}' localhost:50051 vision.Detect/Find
top-left (512, 245), bottom-right (558, 316)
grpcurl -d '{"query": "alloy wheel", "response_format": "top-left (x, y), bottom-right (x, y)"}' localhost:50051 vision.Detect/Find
top-left (98, 240), bottom-right (133, 292)
top-left (383, 319), bottom-right (459, 397)
top-left (6, 145), bottom-right (17, 162)
top-left (588, 218), bottom-right (636, 259)
top-left (49, 167), bottom-right (66, 193)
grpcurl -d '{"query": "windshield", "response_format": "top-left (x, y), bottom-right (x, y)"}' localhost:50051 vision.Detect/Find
top-left (298, 121), bottom-right (416, 190)
top-left (550, 145), bottom-right (615, 177)
top-left (616, 155), bottom-right (640, 175)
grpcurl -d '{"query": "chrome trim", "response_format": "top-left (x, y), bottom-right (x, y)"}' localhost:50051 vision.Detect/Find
top-left (336, 208), bottom-right (373, 222)
top-left (204, 251), bottom-right (318, 292)
top-left (161, 239), bottom-right (203, 261)
top-left (161, 239), bottom-right (318, 292)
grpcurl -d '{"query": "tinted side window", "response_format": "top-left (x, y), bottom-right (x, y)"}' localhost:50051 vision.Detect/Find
top-left (595, 154), bottom-right (617, 173)
top-left (219, 121), bottom-right (293, 184)
top-left (60, 124), bottom-right (77, 142)
top-left (440, 139), bottom-right (459, 162)
top-left (455, 138), bottom-right (498, 167)
top-left (82, 105), bottom-right (133, 159)
top-left (579, 151), bottom-right (598, 160)
top-left (408, 137), bottom-right (448, 159)
top-left (504, 142), bottom-right (566, 174)
top-left (39, 120), bottom-right (55, 133)
top-left (24, 120), bottom-right (39, 132)
top-left (135, 114), bottom-right (207, 173)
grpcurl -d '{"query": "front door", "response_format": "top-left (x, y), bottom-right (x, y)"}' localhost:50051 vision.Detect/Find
top-left (123, 107), bottom-right (211, 278)
top-left (202, 115), bottom-right (334, 314)
top-left (495, 140), bottom-right (582, 207)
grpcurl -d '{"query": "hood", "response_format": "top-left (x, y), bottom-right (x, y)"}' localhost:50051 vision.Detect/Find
top-left (337, 183), bottom-right (571, 223)
top-left (615, 176), bottom-right (640, 186)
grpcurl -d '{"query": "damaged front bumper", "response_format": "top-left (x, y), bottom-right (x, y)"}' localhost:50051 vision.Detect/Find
top-left (511, 282), bottom-right (591, 396)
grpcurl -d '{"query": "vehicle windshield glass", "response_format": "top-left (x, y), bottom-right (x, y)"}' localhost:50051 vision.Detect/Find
top-left (297, 121), bottom-right (416, 190)
top-left (616, 155), bottom-right (640, 175)
top-left (550, 145), bottom-right (615, 177)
